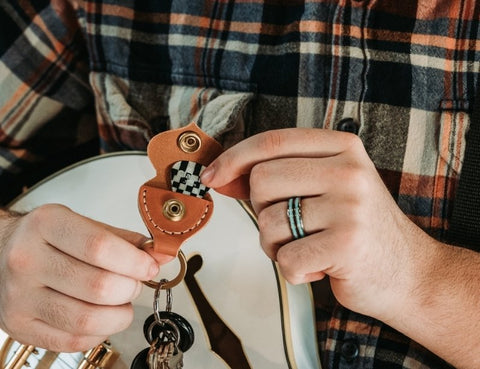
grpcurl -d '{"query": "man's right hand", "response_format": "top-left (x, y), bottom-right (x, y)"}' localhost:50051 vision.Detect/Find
top-left (0, 204), bottom-right (159, 352)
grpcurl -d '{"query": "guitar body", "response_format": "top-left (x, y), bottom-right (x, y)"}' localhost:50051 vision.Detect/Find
top-left (4, 153), bottom-right (320, 369)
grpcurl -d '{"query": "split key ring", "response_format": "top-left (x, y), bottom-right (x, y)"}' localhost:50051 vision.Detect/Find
top-left (141, 239), bottom-right (187, 290)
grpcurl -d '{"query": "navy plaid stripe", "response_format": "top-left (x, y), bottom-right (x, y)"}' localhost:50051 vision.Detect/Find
top-left (80, 2), bottom-right (479, 111)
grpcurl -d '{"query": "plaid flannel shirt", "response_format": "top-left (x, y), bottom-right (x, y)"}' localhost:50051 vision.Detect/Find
top-left (1, 0), bottom-right (479, 368)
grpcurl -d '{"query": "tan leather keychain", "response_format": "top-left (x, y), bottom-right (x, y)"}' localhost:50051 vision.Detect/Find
top-left (138, 122), bottom-right (223, 288)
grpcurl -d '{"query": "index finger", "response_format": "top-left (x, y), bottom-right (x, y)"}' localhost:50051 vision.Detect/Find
top-left (201, 128), bottom-right (359, 190)
top-left (32, 204), bottom-right (158, 281)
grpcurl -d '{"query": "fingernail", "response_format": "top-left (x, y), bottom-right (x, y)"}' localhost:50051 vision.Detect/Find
top-left (200, 165), bottom-right (215, 184)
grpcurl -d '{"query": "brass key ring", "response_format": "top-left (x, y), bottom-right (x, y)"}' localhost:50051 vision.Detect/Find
top-left (141, 239), bottom-right (187, 289)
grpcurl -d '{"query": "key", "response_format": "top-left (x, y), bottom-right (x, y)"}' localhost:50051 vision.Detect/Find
top-left (143, 312), bottom-right (194, 353)
top-left (152, 342), bottom-right (184, 369)
top-left (131, 324), bottom-right (180, 369)
top-left (148, 340), bottom-right (174, 369)
top-left (131, 279), bottom-right (191, 369)
top-left (147, 324), bottom-right (183, 369)
top-left (130, 344), bottom-right (182, 369)
top-left (165, 346), bottom-right (183, 369)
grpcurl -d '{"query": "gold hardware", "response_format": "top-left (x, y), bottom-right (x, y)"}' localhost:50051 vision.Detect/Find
top-left (142, 249), bottom-right (187, 289)
top-left (162, 199), bottom-right (185, 221)
top-left (78, 341), bottom-right (118, 369)
top-left (4, 343), bottom-right (35, 369)
top-left (177, 131), bottom-right (201, 153)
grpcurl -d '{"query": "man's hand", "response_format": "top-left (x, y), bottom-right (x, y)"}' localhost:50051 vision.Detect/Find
top-left (0, 204), bottom-right (159, 352)
top-left (201, 128), bottom-right (480, 368)
top-left (200, 128), bottom-right (435, 321)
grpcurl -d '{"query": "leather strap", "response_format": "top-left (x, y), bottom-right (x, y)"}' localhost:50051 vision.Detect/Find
top-left (138, 123), bottom-right (223, 258)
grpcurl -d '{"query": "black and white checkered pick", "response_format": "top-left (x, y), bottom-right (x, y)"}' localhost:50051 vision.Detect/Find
top-left (170, 160), bottom-right (209, 198)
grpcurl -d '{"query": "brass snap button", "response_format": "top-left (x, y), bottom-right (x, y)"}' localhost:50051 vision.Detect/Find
top-left (177, 131), bottom-right (202, 153)
top-left (163, 199), bottom-right (185, 221)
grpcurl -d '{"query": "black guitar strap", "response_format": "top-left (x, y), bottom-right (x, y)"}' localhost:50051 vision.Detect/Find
top-left (446, 83), bottom-right (480, 251)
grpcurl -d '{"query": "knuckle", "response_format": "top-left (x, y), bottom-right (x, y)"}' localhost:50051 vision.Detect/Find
top-left (24, 206), bottom-right (47, 231)
top-left (249, 163), bottom-right (271, 197)
top-left (27, 204), bottom-right (73, 243)
top-left (257, 130), bottom-right (285, 156)
top-left (257, 206), bottom-right (285, 244)
top-left (276, 257), bottom-right (303, 285)
top-left (283, 273), bottom-right (303, 285)
top-left (38, 334), bottom-right (63, 352)
top-left (337, 161), bottom-right (368, 194)
top-left (29, 204), bottom-right (68, 226)
top-left (337, 228), bottom-right (363, 253)
top-left (276, 247), bottom-right (292, 271)
top-left (249, 163), bottom-right (266, 186)
top-left (345, 203), bottom-right (364, 227)
top-left (74, 311), bottom-right (96, 333)
top-left (276, 243), bottom-right (311, 276)
top-left (347, 166), bottom-right (369, 191)
top-left (256, 209), bottom-right (272, 233)
top-left (84, 232), bottom-right (110, 264)
top-left (343, 131), bottom-right (364, 151)
top-left (5, 246), bottom-right (34, 274)
top-left (87, 270), bottom-right (112, 302)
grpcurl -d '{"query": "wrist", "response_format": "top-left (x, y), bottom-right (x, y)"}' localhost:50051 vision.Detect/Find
top-left (381, 238), bottom-right (480, 368)
top-left (379, 228), bottom-right (443, 327)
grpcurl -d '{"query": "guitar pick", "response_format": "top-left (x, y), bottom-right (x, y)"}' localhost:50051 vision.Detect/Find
top-left (170, 160), bottom-right (209, 198)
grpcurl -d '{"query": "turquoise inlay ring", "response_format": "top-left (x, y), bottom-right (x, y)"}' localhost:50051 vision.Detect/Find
top-left (287, 196), bottom-right (307, 240)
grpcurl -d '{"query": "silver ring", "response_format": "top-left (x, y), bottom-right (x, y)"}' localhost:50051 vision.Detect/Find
top-left (287, 197), bottom-right (306, 239)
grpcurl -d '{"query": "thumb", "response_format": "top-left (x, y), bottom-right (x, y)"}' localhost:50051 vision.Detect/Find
top-left (209, 174), bottom-right (251, 200)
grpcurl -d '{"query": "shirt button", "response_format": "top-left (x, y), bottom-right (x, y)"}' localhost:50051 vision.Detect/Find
top-left (336, 118), bottom-right (359, 135)
top-left (340, 340), bottom-right (359, 362)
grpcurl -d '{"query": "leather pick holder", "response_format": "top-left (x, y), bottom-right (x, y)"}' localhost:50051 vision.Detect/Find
top-left (138, 123), bottom-right (224, 260)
